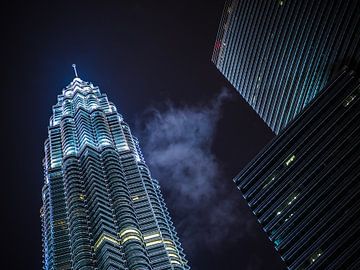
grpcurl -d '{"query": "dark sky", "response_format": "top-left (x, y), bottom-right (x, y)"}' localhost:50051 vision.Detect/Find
top-left (2, 1), bottom-right (285, 269)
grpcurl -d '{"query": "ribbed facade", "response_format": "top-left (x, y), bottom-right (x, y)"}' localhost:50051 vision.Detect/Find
top-left (41, 76), bottom-right (189, 270)
top-left (234, 67), bottom-right (360, 270)
top-left (212, 0), bottom-right (360, 133)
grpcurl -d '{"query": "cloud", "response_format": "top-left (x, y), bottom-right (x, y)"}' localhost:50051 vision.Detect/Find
top-left (137, 89), bottom-right (254, 253)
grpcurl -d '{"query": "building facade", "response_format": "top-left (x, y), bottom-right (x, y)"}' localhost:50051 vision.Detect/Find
top-left (41, 70), bottom-right (189, 270)
top-left (234, 67), bottom-right (360, 269)
top-left (213, 0), bottom-right (360, 133)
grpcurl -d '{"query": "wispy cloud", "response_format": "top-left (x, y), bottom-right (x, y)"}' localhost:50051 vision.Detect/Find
top-left (137, 89), bottom-right (255, 254)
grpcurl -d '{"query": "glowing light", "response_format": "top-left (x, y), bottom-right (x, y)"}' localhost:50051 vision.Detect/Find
top-left (145, 240), bottom-right (163, 247)
top-left (170, 260), bottom-right (182, 265)
top-left (263, 175), bottom-right (276, 189)
top-left (118, 228), bottom-right (142, 244)
top-left (285, 155), bottom-right (296, 166)
top-left (144, 232), bottom-right (160, 240)
top-left (121, 235), bottom-right (142, 244)
top-left (118, 145), bottom-right (130, 151)
top-left (163, 240), bottom-right (174, 245)
top-left (309, 249), bottom-right (322, 264)
top-left (54, 220), bottom-right (67, 230)
top-left (284, 213), bottom-right (293, 222)
top-left (288, 195), bottom-right (297, 205)
top-left (343, 94), bottom-right (356, 107)
top-left (94, 234), bottom-right (119, 251)
top-left (119, 228), bottom-right (140, 238)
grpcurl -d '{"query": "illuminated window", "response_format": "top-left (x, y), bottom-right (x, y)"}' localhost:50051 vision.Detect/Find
top-left (284, 213), bottom-right (293, 222)
top-left (143, 232), bottom-right (160, 240)
top-left (163, 240), bottom-right (174, 246)
top-left (287, 194), bottom-right (298, 205)
top-left (122, 235), bottom-right (142, 244)
top-left (94, 233), bottom-right (119, 251)
top-left (309, 249), bottom-right (322, 264)
top-left (145, 240), bottom-right (163, 247)
top-left (168, 253), bottom-right (180, 258)
top-left (263, 175), bottom-right (276, 189)
top-left (285, 155), bottom-right (296, 166)
top-left (342, 94), bottom-right (357, 107)
top-left (274, 192), bottom-right (300, 217)
top-left (171, 260), bottom-right (182, 265)
top-left (274, 239), bottom-right (281, 246)
top-left (53, 219), bottom-right (66, 230)
top-left (296, 248), bottom-right (323, 268)
top-left (119, 228), bottom-right (142, 245)
top-left (119, 228), bottom-right (140, 238)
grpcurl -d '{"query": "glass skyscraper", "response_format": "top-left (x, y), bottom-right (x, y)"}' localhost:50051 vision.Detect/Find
top-left (41, 67), bottom-right (189, 270)
top-left (234, 67), bottom-right (360, 269)
top-left (213, 0), bottom-right (360, 133)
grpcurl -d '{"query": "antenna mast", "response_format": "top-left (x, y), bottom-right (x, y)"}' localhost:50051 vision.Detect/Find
top-left (72, 64), bottom-right (78, 77)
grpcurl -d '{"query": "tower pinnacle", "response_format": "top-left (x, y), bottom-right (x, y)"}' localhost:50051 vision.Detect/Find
top-left (72, 64), bottom-right (78, 77)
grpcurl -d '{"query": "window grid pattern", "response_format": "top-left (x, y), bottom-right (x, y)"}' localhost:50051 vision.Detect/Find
top-left (41, 77), bottom-right (189, 270)
top-left (234, 68), bottom-right (360, 270)
top-left (213, 0), bottom-right (360, 134)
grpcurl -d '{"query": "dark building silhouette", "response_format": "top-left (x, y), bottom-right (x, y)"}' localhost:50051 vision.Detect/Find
top-left (41, 68), bottom-right (189, 270)
top-left (213, 0), bottom-right (360, 133)
top-left (234, 67), bottom-right (360, 270)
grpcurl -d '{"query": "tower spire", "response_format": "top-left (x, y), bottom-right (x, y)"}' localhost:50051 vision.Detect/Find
top-left (72, 64), bottom-right (78, 77)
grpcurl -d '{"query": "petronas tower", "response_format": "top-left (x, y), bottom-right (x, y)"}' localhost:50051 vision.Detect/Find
top-left (41, 66), bottom-right (189, 270)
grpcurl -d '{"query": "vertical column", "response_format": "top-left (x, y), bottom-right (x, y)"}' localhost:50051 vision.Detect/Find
top-left (61, 117), bottom-right (77, 157)
top-left (103, 149), bottom-right (151, 270)
top-left (92, 111), bottom-right (113, 147)
top-left (80, 148), bottom-right (126, 269)
top-left (63, 156), bottom-right (94, 269)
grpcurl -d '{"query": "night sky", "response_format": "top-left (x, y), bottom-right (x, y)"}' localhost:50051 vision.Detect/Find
top-left (2, 1), bottom-right (285, 269)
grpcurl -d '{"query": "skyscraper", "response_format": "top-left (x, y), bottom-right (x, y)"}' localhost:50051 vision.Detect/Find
top-left (213, 0), bottom-right (360, 133)
top-left (41, 66), bottom-right (189, 270)
top-left (234, 67), bottom-right (360, 269)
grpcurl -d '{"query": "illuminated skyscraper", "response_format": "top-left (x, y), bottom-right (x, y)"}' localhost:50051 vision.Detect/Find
top-left (41, 66), bottom-right (189, 270)
top-left (213, 0), bottom-right (360, 133)
top-left (234, 67), bottom-right (360, 269)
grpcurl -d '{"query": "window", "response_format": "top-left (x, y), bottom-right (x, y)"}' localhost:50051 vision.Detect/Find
top-left (285, 155), bottom-right (296, 166)
top-left (342, 94), bottom-right (357, 107)
top-left (262, 174), bottom-right (277, 189)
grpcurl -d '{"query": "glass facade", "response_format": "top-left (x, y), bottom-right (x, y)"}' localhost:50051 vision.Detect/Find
top-left (41, 74), bottom-right (189, 270)
top-left (213, 0), bottom-right (360, 134)
top-left (234, 68), bottom-right (360, 269)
